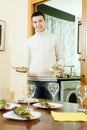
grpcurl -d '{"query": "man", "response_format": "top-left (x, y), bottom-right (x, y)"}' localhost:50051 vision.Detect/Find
top-left (25, 11), bottom-right (64, 100)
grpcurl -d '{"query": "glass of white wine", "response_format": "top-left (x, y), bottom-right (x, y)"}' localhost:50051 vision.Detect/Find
top-left (23, 84), bottom-right (35, 111)
top-left (76, 85), bottom-right (87, 112)
top-left (48, 83), bottom-right (59, 101)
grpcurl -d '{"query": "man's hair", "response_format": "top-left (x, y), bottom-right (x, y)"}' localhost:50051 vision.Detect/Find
top-left (31, 11), bottom-right (45, 20)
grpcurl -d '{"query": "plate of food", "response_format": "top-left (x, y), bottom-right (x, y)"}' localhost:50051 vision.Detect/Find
top-left (13, 67), bottom-right (27, 73)
top-left (33, 100), bottom-right (63, 109)
top-left (3, 107), bottom-right (41, 120)
top-left (0, 99), bottom-right (21, 110)
top-left (16, 98), bottom-right (39, 104)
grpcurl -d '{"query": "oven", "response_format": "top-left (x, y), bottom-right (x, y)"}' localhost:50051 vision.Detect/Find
top-left (60, 81), bottom-right (80, 103)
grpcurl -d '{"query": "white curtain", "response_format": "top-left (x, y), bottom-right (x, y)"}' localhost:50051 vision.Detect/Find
top-left (46, 14), bottom-right (80, 76)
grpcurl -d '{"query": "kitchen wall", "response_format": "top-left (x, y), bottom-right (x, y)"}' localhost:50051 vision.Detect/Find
top-left (0, 0), bottom-right (28, 99)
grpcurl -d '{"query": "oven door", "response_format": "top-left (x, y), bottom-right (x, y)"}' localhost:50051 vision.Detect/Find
top-left (65, 89), bottom-right (80, 103)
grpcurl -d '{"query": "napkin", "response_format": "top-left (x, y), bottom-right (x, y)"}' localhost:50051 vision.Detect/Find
top-left (51, 111), bottom-right (87, 122)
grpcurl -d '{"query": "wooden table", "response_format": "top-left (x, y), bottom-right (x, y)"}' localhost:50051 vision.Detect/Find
top-left (0, 101), bottom-right (87, 130)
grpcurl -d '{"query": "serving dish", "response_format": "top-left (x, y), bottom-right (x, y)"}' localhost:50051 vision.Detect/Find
top-left (16, 98), bottom-right (39, 104)
top-left (3, 107), bottom-right (41, 120)
top-left (33, 101), bottom-right (63, 109)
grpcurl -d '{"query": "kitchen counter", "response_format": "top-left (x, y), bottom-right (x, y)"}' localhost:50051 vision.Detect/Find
top-left (28, 76), bottom-right (81, 81)
top-left (56, 76), bottom-right (80, 81)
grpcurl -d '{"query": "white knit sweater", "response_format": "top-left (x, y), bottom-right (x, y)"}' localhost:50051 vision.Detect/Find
top-left (25, 29), bottom-right (64, 77)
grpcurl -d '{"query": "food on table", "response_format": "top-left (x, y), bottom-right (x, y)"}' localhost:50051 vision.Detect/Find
top-left (13, 67), bottom-right (27, 73)
top-left (0, 99), bottom-right (6, 109)
top-left (0, 99), bottom-right (9, 109)
top-left (13, 107), bottom-right (35, 119)
top-left (40, 100), bottom-right (55, 108)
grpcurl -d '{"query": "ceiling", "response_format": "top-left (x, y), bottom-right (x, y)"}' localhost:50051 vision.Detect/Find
top-left (44, 0), bottom-right (82, 18)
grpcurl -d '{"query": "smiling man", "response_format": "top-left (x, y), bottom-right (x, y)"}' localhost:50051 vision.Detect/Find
top-left (25, 11), bottom-right (64, 100)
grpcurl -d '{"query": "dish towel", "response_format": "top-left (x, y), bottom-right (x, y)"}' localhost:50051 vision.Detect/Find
top-left (51, 111), bottom-right (87, 122)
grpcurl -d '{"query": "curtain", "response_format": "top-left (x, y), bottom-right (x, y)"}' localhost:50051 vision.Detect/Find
top-left (46, 14), bottom-right (80, 76)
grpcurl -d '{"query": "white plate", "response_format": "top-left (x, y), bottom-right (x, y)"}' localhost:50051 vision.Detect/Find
top-left (33, 102), bottom-right (63, 109)
top-left (15, 98), bottom-right (39, 104)
top-left (0, 103), bottom-right (21, 110)
top-left (3, 110), bottom-right (41, 120)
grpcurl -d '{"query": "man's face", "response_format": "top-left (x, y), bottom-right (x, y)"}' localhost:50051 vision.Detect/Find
top-left (32, 15), bottom-right (46, 32)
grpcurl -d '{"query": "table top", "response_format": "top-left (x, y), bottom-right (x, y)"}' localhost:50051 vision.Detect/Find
top-left (0, 100), bottom-right (87, 130)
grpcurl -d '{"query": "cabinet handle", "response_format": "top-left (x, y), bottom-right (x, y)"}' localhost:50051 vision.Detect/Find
top-left (82, 59), bottom-right (85, 62)
top-left (79, 58), bottom-right (81, 61)
top-left (81, 74), bottom-right (85, 77)
top-left (79, 58), bottom-right (85, 62)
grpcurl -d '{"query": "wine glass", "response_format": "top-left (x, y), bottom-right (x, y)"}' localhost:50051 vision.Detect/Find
top-left (76, 85), bottom-right (87, 112)
top-left (48, 83), bottom-right (59, 101)
top-left (23, 84), bottom-right (35, 111)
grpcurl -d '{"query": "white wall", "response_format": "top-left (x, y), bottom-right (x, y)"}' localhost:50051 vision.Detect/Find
top-left (0, 0), bottom-right (28, 99)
